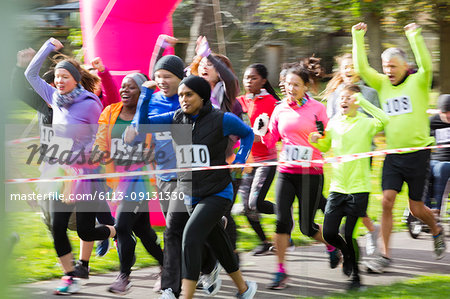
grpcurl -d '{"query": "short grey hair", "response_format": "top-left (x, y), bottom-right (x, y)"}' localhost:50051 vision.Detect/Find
top-left (381, 47), bottom-right (408, 63)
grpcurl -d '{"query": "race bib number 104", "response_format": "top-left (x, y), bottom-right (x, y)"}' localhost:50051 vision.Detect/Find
top-left (281, 145), bottom-right (313, 162)
top-left (383, 96), bottom-right (412, 116)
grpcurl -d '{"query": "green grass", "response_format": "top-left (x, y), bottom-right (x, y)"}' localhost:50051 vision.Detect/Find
top-left (308, 274), bottom-right (450, 299)
top-left (6, 211), bottom-right (165, 284)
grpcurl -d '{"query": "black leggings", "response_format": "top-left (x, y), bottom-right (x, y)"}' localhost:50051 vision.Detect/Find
top-left (115, 200), bottom-right (164, 275)
top-left (275, 172), bottom-right (323, 236)
top-left (223, 178), bottom-right (241, 250)
top-left (182, 196), bottom-right (238, 281)
top-left (240, 165), bottom-right (276, 242)
top-left (51, 200), bottom-right (111, 257)
top-left (322, 212), bottom-right (360, 276)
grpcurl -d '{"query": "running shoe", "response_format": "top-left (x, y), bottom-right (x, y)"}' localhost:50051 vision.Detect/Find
top-left (342, 254), bottom-right (353, 277)
top-left (236, 281), bottom-right (257, 299)
top-left (434, 226), bottom-right (447, 260)
top-left (286, 239), bottom-right (295, 252)
top-left (54, 276), bottom-right (80, 295)
top-left (328, 248), bottom-right (342, 269)
top-left (96, 238), bottom-right (110, 257)
top-left (365, 224), bottom-right (380, 256)
top-left (159, 288), bottom-right (177, 299)
top-left (202, 262), bottom-right (222, 296)
top-left (267, 272), bottom-right (288, 290)
top-left (363, 255), bottom-right (391, 273)
top-left (108, 273), bottom-right (131, 295)
top-left (348, 274), bottom-right (362, 291)
top-left (73, 260), bottom-right (89, 279)
top-left (253, 242), bottom-right (272, 256)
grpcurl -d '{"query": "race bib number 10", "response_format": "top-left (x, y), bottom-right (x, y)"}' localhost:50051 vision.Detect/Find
top-left (383, 96), bottom-right (412, 116)
top-left (281, 145), bottom-right (313, 162)
top-left (40, 126), bottom-right (55, 145)
top-left (176, 145), bottom-right (210, 168)
top-left (40, 126), bottom-right (73, 158)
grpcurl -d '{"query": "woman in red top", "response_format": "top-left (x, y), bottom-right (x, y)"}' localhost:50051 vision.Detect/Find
top-left (237, 64), bottom-right (280, 255)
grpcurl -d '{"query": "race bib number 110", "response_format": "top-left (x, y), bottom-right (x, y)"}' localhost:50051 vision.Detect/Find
top-left (176, 145), bottom-right (210, 168)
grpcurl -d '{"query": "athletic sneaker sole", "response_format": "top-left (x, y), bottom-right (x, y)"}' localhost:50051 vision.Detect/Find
top-left (362, 261), bottom-right (385, 274)
top-left (107, 284), bottom-right (132, 295)
top-left (267, 283), bottom-right (288, 290)
top-left (266, 278), bottom-right (289, 290)
top-left (54, 290), bottom-right (78, 296)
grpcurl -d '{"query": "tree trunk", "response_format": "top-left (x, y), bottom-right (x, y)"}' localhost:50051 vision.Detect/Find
top-left (186, 0), bottom-right (206, 62)
top-left (365, 10), bottom-right (383, 72)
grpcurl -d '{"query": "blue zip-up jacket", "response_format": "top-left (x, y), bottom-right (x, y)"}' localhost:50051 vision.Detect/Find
top-left (132, 86), bottom-right (179, 181)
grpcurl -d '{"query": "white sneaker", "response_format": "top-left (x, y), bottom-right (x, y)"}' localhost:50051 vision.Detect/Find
top-left (363, 255), bottom-right (391, 273)
top-left (365, 224), bottom-right (380, 256)
top-left (202, 262), bottom-right (222, 296)
top-left (236, 281), bottom-right (257, 299)
top-left (159, 288), bottom-right (177, 299)
top-left (434, 226), bottom-right (446, 260)
top-left (286, 239), bottom-right (295, 252)
top-left (54, 276), bottom-right (80, 295)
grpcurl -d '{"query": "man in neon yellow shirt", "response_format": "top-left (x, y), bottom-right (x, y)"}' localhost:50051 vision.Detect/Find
top-left (352, 22), bottom-right (446, 273)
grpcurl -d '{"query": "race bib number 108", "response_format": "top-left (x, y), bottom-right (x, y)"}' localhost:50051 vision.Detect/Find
top-left (383, 96), bottom-right (412, 116)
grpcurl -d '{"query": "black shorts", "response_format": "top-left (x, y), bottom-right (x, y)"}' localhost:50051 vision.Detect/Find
top-left (382, 149), bottom-right (431, 201)
top-left (325, 192), bottom-right (369, 217)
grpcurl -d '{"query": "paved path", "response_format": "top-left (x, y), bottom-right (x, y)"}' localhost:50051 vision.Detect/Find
top-left (14, 232), bottom-right (450, 298)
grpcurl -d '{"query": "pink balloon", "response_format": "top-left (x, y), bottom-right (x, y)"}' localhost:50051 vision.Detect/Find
top-left (80, 0), bottom-right (181, 87)
top-left (80, 0), bottom-right (182, 226)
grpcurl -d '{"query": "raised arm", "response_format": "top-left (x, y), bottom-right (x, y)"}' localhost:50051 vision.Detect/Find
top-left (149, 34), bottom-right (179, 79)
top-left (404, 23), bottom-right (432, 87)
top-left (222, 112), bottom-right (254, 164)
top-left (131, 83), bottom-right (156, 132)
top-left (24, 38), bottom-right (60, 105)
top-left (195, 36), bottom-right (239, 111)
top-left (352, 23), bottom-right (385, 91)
top-left (207, 54), bottom-right (239, 106)
top-left (12, 48), bottom-right (52, 115)
top-left (355, 93), bottom-right (389, 133)
top-left (91, 57), bottom-right (121, 107)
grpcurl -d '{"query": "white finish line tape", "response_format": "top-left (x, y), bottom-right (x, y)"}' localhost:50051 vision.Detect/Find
top-left (5, 144), bottom-right (450, 184)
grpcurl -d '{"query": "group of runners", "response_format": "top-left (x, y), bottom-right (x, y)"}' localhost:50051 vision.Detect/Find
top-left (13, 21), bottom-right (448, 298)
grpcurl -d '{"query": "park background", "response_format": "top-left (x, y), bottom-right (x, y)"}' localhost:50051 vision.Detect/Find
top-left (1, 0), bottom-right (449, 298)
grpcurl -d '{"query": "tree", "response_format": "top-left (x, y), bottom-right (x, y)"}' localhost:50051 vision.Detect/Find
top-left (383, 0), bottom-right (449, 93)
top-left (258, 0), bottom-right (449, 92)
